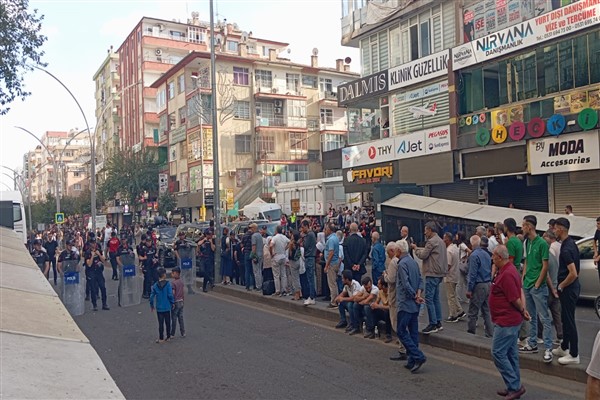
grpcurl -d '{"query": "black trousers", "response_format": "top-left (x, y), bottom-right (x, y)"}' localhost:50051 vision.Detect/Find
top-left (143, 266), bottom-right (158, 296)
top-left (157, 311), bottom-right (171, 340)
top-left (50, 258), bottom-right (58, 283)
top-left (202, 257), bottom-right (215, 290)
top-left (559, 281), bottom-right (580, 357)
top-left (90, 272), bottom-right (107, 307)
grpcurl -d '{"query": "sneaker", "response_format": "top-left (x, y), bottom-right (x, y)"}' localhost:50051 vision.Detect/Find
top-left (553, 338), bottom-right (562, 346)
top-left (436, 322), bottom-right (443, 331)
top-left (543, 349), bottom-right (553, 363)
top-left (445, 316), bottom-right (459, 323)
top-left (327, 303), bottom-right (338, 309)
top-left (519, 344), bottom-right (538, 353)
top-left (558, 354), bottom-right (580, 365)
top-left (364, 331), bottom-right (376, 339)
top-left (384, 335), bottom-right (393, 343)
top-left (422, 324), bottom-right (438, 334)
top-left (537, 337), bottom-right (544, 344)
top-left (344, 326), bottom-right (353, 333)
top-left (92, 306), bottom-right (98, 311)
top-left (457, 311), bottom-right (466, 320)
top-left (102, 305), bottom-right (110, 310)
top-left (410, 359), bottom-right (426, 373)
top-left (552, 347), bottom-right (569, 357)
top-left (518, 338), bottom-right (528, 347)
top-left (348, 329), bottom-right (360, 336)
top-left (335, 321), bottom-right (347, 329)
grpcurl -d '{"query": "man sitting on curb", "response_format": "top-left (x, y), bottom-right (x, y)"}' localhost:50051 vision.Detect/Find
top-left (355, 275), bottom-right (379, 338)
top-left (334, 270), bottom-right (362, 334)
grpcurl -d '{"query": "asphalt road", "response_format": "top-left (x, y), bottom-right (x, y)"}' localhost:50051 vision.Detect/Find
top-left (72, 274), bottom-right (587, 400)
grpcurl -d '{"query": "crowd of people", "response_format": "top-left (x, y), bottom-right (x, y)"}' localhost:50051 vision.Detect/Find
top-left (26, 207), bottom-right (600, 399)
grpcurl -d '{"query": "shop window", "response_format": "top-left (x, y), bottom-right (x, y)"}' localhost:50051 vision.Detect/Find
top-left (590, 31), bottom-right (600, 84)
top-left (573, 35), bottom-right (589, 88)
top-left (559, 41), bottom-right (574, 91)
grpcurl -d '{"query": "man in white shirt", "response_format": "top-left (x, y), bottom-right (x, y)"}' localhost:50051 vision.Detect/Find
top-left (269, 225), bottom-right (290, 296)
top-left (443, 232), bottom-right (465, 322)
top-left (334, 270), bottom-right (362, 333)
top-left (355, 275), bottom-right (380, 338)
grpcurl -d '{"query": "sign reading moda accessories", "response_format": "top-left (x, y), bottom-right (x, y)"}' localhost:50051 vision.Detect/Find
top-left (388, 50), bottom-right (449, 91)
top-left (528, 131), bottom-right (600, 175)
top-left (337, 70), bottom-right (388, 106)
top-left (341, 125), bottom-right (451, 169)
top-left (452, 0), bottom-right (600, 70)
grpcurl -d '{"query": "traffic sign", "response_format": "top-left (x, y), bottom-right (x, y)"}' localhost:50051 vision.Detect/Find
top-left (291, 199), bottom-right (300, 213)
top-left (55, 212), bottom-right (65, 224)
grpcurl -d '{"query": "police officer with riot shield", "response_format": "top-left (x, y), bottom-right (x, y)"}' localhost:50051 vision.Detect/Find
top-left (84, 241), bottom-right (109, 311)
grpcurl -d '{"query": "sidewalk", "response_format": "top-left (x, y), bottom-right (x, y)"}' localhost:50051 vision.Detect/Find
top-left (206, 280), bottom-right (593, 384)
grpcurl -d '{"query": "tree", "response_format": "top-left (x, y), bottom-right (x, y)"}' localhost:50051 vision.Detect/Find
top-left (157, 192), bottom-right (176, 216)
top-left (100, 148), bottom-right (160, 214)
top-left (0, 0), bottom-right (47, 115)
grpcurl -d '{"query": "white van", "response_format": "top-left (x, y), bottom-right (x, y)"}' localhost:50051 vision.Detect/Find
top-left (0, 191), bottom-right (27, 244)
top-left (242, 201), bottom-right (282, 221)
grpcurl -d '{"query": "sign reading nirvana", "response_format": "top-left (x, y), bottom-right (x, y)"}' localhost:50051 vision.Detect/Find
top-left (453, 0), bottom-right (600, 70)
top-left (528, 131), bottom-right (600, 175)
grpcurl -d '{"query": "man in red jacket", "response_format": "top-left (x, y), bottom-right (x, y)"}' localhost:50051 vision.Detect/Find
top-left (107, 231), bottom-right (121, 280)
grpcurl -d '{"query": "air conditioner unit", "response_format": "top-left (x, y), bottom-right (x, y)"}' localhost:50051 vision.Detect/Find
top-left (274, 107), bottom-right (282, 114)
top-left (228, 170), bottom-right (236, 177)
top-left (155, 48), bottom-right (163, 56)
top-left (271, 87), bottom-right (278, 94)
top-left (274, 100), bottom-right (283, 107)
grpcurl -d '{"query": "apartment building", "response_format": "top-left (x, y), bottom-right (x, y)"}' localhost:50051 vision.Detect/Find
top-left (150, 22), bottom-right (357, 221)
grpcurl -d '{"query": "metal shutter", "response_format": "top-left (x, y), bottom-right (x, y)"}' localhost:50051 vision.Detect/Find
top-left (430, 180), bottom-right (479, 203)
top-left (488, 176), bottom-right (549, 212)
top-left (553, 172), bottom-right (600, 218)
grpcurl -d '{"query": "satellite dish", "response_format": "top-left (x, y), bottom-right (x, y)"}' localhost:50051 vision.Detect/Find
top-left (287, 48), bottom-right (291, 54)
top-left (191, 11), bottom-right (199, 18)
top-left (241, 31), bottom-right (248, 42)
top-left (344, 56), bottom-right (352, 64)
top-left (215, 33), bottom-right (223, 44)
top-left (312, 48), bottom-right (319, 56)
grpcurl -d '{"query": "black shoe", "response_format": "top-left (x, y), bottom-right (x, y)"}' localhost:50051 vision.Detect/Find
top-left (404, 363), bottom-right (414, 370)
top-left (92, 306), bottom-right (98, 311)
top-left (102, 305), bottom-right (110, 310)
top-left (344, 326), bottom-right (353, 333)
top-left (142, 294), bottom-right (150, 299)
top-left (85, 296), bottom-right (90, 301)
top-left (335, 321), bottom-right (348, 329)
top-left (445, 316), bottom-right (459, 323)
top-left (203, 288), bottom-right (208, 293)
top-left (348, 329), bottom-right (360, 336)
top-left (422, 324), bottom-right (438, 334)
top-left (467, 329), bottom-right (476, 335)
top-left (457, 311), bottom-right (466, 320)
top-left (390, 352), bottom-right (408, 361)
top-left (410, 359), bottom-right (426, 373)
top-left (364, 331), bottom-right (376, 339)
top-left (436, 322), bottom-right (443, 331)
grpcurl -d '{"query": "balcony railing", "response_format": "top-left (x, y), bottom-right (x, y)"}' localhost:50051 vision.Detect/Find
top-left (256, 150), bottom-right (308, 161)
top-left (321, 91), bottom-right (338, 101)
top-left (255, 117), bottom-right (307, 129)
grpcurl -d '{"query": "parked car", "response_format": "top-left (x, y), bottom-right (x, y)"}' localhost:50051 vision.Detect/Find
top-left (228, 220), bottom-right (268, 237)
top-left (155, 226), bottom-right (177, 268)
top-left (577, 237), bottom-right (600, 300)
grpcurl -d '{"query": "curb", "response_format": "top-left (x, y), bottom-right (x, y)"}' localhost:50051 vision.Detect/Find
top-left (208, 282), bottom-right (588, 384)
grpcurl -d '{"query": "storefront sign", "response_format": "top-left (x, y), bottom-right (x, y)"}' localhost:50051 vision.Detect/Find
top-left (341, 125), bottom-right (451, 168)
top-left (169, 125), bottom-right (186, 145)
top-left (393, 81), bottom-right (448, 104)
top-left (528, 131), bottom-right (600, 175)
top-left (453, 1), bottom-right (600, 70)
top-left (343, 162), bottom-right (399, 191)
top-left (337, 70), bottom-right (388, 106)
top-left (388, 50), bottom-right (449, 91)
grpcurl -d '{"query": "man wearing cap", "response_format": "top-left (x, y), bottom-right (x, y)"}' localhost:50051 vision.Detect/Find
top-left (57, 239), bottom-right (80, 275)
top-left (251, 225), bottom-right (265, 292)
top-left (466, 235), bottom-right (493, 337)
top-left (139, 235), bottom-right (159, 299)
top-left (31, 239), bottom-right (50, 277)
top-left (519, 215), bottom-right (553, 363)
top-left (198, 229), bottom-right (216, 293)
top-left (552, 217), bottom-right (581, 365)
top-left (84, 241), bottom-right (109, 311)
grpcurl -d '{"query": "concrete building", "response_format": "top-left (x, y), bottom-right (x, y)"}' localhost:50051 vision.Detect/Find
top-left (149, 21), bottom-right (357, 221)
top-left (338, 0), bottom-right (600, 223)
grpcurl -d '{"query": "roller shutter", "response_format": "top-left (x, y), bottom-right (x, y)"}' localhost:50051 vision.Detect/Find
top-left (488, 176), bottom-right (549, 212)
top-left (430, 180), bottom-right (479, 203)
top-left (552, 172), bottom-right (600, 218)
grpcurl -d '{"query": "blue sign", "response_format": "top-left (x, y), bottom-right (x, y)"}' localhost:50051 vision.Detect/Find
top-left (181, 258), bottom-right (193, 270)
top-left (123, 265), bottom-right (136, 277)
top-left (546, 114), bottom-right (566, 136)
top-left (64, 271), bottom-right (79, 285)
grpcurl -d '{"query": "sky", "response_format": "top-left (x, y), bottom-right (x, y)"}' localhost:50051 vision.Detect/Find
top-left (0, 0), bottom-right (359, 191)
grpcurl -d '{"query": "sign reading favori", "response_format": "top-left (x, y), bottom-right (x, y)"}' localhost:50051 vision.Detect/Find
top-left (453, 1), bottom-right (600, 70)
top-left (337, 70), bottom-right (388, 106)
top-left (528, 131), bottom-right (600, 175)
top-left (388, 50), bottom-right (449, 90)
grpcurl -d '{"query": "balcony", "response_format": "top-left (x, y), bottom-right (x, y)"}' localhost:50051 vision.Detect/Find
top-left (255, 116), bottom-right (307, 132)
top-left (256, 150), bottom-right (308, 163)
top-left (254, 87), bottom-right (306, 100)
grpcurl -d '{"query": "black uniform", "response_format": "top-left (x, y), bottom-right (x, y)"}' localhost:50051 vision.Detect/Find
top-left (199, 236), bottom-right (216, 292)
top-left (58, 248), bottom-right (80, 271)
top-left (84, 248), bottom-right (108, 309)
top-left (139, 243), bottom-right (159, 297)
top-left (31, 249), bottom-right (49, 275)
top-left (44, 238), bottom-right (59, 284)
top-left (83, 241), bottom-right (102, 300)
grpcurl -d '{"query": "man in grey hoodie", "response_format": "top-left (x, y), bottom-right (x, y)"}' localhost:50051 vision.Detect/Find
top-left (412, 221), bottom-right (448, 334)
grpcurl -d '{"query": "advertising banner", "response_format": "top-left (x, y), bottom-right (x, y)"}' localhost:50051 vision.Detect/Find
top-left (388, 50), bottom-right (449, 91)
top-left (528, 131), bottom-right (600, 174)
top-left (453, 1), bottom-right (600, 70)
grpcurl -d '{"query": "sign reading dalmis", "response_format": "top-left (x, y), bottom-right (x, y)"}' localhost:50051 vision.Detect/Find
top-left (337, 70), bottom-right (388, 106)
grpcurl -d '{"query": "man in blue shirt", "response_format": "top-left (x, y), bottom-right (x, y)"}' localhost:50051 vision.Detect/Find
top-left (324, 222), bottom-right (340, 308)
top-left (396, 239), bottom-right (426, 373)
top-left (371, 231), bottom-right (385, 286)
top-left (466, 235), bottom-right (493, 337)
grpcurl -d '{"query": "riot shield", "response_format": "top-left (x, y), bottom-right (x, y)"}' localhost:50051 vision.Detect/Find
top-left (118, 252), bottom-right (142, 307)
top-left (178, 243), bottom-right (196, 294)
top-left (60, 259), bottom-right (85, 316)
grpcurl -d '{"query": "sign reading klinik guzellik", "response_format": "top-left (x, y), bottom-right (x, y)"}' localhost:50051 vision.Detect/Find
top-left (528, 131), bottom-right (600, 175)
top-left (453, 1), bottom-right (600, 70)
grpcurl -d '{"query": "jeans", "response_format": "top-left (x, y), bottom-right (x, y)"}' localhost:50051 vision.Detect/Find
top-left (338, 301), bottom-right (358, 329)
top-left (467, 282), bottom-right (493, 337)
top-left (244, 254), bottom-right (255, 290)
top-left (326, 262), bottom-right (339, 305)
top-left (492, 324), bottom-right (521, 392)
top-left (272, 257), bottom-right (288, 293)
top-left (372, 268), bottom-right (384, 288)
top-left (524, 286), bottom-right (553, 350)
top-left (253, 256), bottom-right (263, 290)
top-left (425, 276), bottom-right (443, 325)
top-left (559, 281), bottom-right (580, 357)
top-left (202, 257), bottom-right (214, 291)
top-left (157, 311), bottom-right (171, 340)
top-left (304, 257), bottom-right (316, 299)
top-left (538, 294), bottom-right (562, 340)
top-left (171, 302), bottom-right (185, 336)
top-left (397, 310), bottom-right (426, 364)
top-left (364, 306), bottom-right (391, 335)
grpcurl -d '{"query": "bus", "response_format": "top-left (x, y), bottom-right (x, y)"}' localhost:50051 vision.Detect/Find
top-left (0, 191), bottom-right (27, 245)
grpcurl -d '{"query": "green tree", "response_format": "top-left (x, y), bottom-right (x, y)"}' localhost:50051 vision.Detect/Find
top-left (0, 0), bottom-right (47, 114)
top-left (100, 148), bottom-right (160, 213)
top-left (157, 192), bottom-right (176, 216)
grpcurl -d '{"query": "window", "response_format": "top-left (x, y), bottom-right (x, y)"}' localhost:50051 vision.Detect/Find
top-left (322, 134), bottom-right (345, 152)
top-left (320, 108), bottom-right (333, 125)
top-left (227, 40), bottom-right (238, 52)
top-left (233, 67), bottom-right (249, 85)
top-left (188, 27), bottom-right (206, 44)
top-left (73, 184), bottom-right (82, 191)
top-left (286, 73), bottom-right (300, 92)
top-left (156, 89), bottom-right (166, 110)
top-left (319, 78), bottom-right (333, 93)
top-left (360, 30), bottom-right (389, 75)
top-left (256, 135), bottom-right (275, 153)
top-left (420, 20), bottom-right (430, 57)
top-left (168, 112), bottom-right (176, 130)
top-left (235, 135), bottom-right (251, 153)
top-left (302, 75), bottom-right (318, 88)
top-left (177, 74), bottom-right (185, 93)
top-left (255, 69), bottom-right (272, 88)
top-left (287, 165), bottom-right (308, 181)
top-left (290, 132), bottom-right (307, 151)
top-left (234, 101), bottom-right (250, 119)
top-left (262, 47), bottom-right (272, 57)
top-left (178, 106), bottom-right (187, 124)
top-left (73, 171), bottom-right (80, 177)
top-left (170, 30), bottom-right (184, 39)
top-left (256, 102), bottom-right (274, 119)
top-left (236, 168), bottom-right (252, 187)
top-left (168, 81), bottom-right (175, 99)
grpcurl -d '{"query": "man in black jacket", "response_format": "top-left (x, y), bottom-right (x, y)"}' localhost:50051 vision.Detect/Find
top-left (343, 223), bottom-right (368, 282)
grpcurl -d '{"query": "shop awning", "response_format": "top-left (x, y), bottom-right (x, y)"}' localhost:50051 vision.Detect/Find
top-left (382, 194), bottom-right (597, 239)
